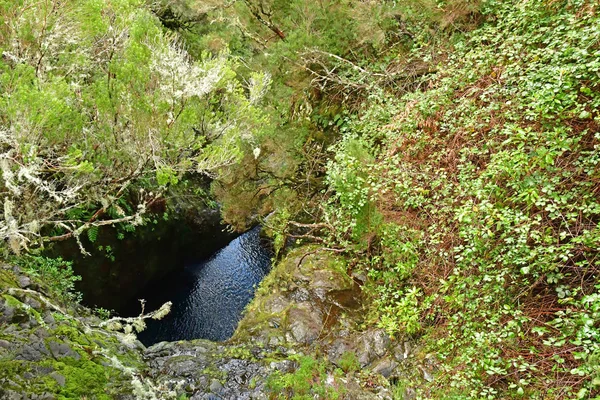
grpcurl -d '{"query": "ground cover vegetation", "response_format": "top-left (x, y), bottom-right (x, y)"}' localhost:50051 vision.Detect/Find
top-left (313, 1), bottom-right (600, 398)
top-left (1, 0), bottom-right (600, 398)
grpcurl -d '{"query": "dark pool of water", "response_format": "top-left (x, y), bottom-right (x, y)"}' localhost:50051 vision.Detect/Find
top-left (135, 227), bottom-right (272, 346)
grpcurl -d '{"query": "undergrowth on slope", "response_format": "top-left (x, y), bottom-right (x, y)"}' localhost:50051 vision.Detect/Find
top-left (322, 0), bottom-right (600, 398)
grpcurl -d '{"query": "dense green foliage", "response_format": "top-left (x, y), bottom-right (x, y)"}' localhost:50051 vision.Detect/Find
top-left (16, 255), bottom-right (81, 302)
top-left (267, 354), bottom-right (345, 399)
top-left (190, 0), bottom-right (600, 397)
top-left (0, 0), bottom-right (269, 252)
top-left (2, 0), bottom-right (600, 398)
top-left (317, 1), bottom-right (600, 398)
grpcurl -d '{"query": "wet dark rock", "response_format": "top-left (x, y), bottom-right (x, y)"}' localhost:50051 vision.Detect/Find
top-left (0, 245), bottom-right (421, 400)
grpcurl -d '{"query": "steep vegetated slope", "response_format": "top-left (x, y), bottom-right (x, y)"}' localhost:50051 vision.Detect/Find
top-left (317, 1), bottom-right (600, 398)
top-left (193, 0), bottom-right (600, 397)
top-left (191, 0), bottom-right (600, 396)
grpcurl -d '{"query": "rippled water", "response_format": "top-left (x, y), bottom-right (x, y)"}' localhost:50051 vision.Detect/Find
top-left (137, 227), bottom-right (272, 345)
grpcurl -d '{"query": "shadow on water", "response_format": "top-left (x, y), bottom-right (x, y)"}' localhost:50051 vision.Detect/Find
top-left (134, 226), bottom-right (272, 346)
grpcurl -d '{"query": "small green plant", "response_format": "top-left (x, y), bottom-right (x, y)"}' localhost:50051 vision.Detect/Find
top-left (338, 351), bottom-right (360, 374)
top-left (267, 355), bottom-right (343, 399)
top-left (94, 307), bottom-right (112, 319)
top-left (16, 255), bottom-right (82, 303)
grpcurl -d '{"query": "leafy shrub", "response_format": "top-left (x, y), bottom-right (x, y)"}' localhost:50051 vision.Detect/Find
top-left (16, 256), bottom-right (82, 303)
top-left (0, 0), bottom-right (270, 251)
top-left (267, 355), bottom-right (343, 399)
top-left (338, 351), bottom-right (360, 374)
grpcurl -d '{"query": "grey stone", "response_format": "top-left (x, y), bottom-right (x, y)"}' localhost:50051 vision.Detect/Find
top-left (42, 313), bottom-right (56, 327)
top-left (270, 360), bottom-right (296, 374)
top-left (392, 343), bottom-right (408, 361)
top-left (17, 276), bottom-right (31, 289)
top-left (310, 270), bottom-right (349, 296)
top-left (17, 341), bottom-right (50, 361)
top-left (49, 372), bottom-right (66, 387)
top-left (371, 357), bottom-right (399, 378)
top-left (327, 339), bottom-right (351, 366)
top-left (47, 341), bottom-right (80, 360)
top-left (286, 307), bottom-right (322, 344)
top-left (354, 329), bottom-right (391, 367)
top-left (371, 330), bottom-right (391, 357)
top-left (422, 367), bottom-right (433, 382)
top-left (23, 297), bottom-right (41, 310)
top-left (289, 288), bottom-right (311, 302)
top-left (167, 359), bottom-right (198, 377)
top-left (209, 379), bottom-right (223, 393)
top-left (7, 304), bottom-right (29, 325)
top-left (403, 341), bottom-right (414, 357)
top-left (355, 343), bottom-right (373, 367)
top-left (0, 340), bottom-right (11, 349)
top-left (31, 392), bottom-right (56, 400)
top-left (250, 393), bottom-right (268, 400)
top-left (403, 387), bottom-right (417, 400)
top-left (0, 302), bottom-right (14, 324)
top-left (34, 328), bottom-right (50, 340)
top-left (0, 388), bottom-right (23, 400)
top-left (33, 366), bottom-right (54, 375)
top-left (351, 271), bottom-right (367, 283)
top-left (263, 297), bottom-right (289, 314)
top-left (267, 335), bottom-right (282, 346)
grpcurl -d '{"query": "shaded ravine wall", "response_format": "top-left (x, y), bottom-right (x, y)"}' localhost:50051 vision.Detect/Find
top-left (48, 208), bottom-right (236, 314)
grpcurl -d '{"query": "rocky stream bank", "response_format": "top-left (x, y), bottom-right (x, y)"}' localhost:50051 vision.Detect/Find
top-left (0, 246), bottom-right (431, 399)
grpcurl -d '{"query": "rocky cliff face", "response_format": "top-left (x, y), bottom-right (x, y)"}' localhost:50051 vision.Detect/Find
top-left (0, 264), bottom-right (151, 399)
top-left (0, 247), bottom-right (427, 399)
